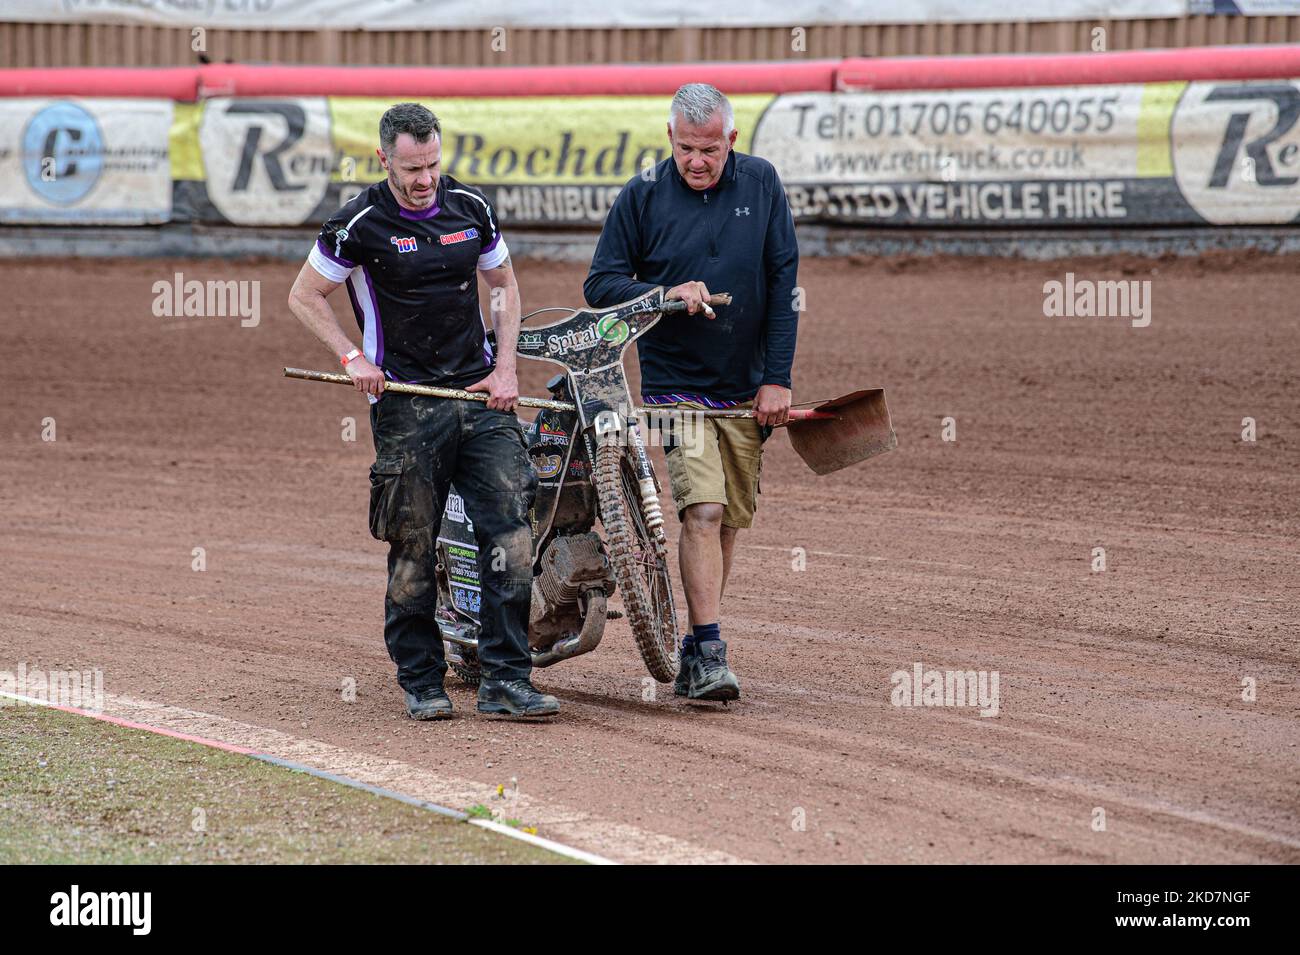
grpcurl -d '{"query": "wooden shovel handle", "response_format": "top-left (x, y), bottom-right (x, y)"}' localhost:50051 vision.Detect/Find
top-left (632, 407), bottom-right (835, 425)
top-left (283, 368), bottom-right (576, 412)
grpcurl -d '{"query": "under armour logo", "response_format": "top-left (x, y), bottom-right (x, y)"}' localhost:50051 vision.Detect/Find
top-left (735, 207), bottom-right (750, 216)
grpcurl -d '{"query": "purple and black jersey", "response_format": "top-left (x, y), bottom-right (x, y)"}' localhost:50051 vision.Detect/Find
top-left (307, 175), bottom-right (510, 390)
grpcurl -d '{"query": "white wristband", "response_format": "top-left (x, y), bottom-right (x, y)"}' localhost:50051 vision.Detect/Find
top-left (341, 348), bottom-right (362, 366)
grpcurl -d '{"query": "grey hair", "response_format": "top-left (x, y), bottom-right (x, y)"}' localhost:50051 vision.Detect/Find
top-left (669, 83), bottom-right (734, 136)
top-left (379, 102), bottom-right (441, 155)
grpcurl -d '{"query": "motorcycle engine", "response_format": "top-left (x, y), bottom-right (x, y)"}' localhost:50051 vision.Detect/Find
top-left (528, 532), bottom-right (614, 651)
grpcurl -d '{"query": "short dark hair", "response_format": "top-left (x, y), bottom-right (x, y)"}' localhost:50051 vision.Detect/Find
top-left (379, 103), bottom-right (440, 155)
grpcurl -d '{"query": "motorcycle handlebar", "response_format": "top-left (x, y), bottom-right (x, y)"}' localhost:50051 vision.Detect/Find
top-left (659, 292), bottom-right (732, 315)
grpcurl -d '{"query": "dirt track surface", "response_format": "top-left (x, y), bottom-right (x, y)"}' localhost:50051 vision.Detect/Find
top-left (4, 252), bottom-right (1298, 864)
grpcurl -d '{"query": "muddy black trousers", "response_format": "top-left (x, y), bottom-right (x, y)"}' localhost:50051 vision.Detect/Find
top-left (367, 392), bottom-right (537, 691)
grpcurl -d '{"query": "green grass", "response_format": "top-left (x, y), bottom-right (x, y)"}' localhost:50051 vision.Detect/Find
top-left (0, 703), bottom-right (578, 865)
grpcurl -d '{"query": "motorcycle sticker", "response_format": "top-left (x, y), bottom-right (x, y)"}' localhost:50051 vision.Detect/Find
top-left (533, 453), bottom-right (563, 478)
top-left (538, 422), bottom-right (568, 445)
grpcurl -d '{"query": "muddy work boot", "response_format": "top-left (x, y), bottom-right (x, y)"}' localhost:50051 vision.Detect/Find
top-left (685, 640), bottom-right (741, 702)
top-left (477, 678), bottom-right (560, 718)
top-left (404, 686), bottom-right (454, 721)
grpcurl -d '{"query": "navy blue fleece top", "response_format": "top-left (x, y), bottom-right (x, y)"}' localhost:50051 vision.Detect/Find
top-left (583, 150), bottom-right (799, 403)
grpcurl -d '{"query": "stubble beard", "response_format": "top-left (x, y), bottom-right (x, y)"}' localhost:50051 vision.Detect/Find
top-left (389, 170), bottom-right (433, 210)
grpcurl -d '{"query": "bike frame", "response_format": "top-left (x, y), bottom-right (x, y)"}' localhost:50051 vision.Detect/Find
top-left (438, 286), bottom-right (677, 668)
top-left (516, 286), bottom-right (673, 562)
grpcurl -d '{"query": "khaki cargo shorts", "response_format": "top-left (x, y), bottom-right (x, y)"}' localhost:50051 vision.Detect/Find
top-left (658, 401), bottom-right (765, 529)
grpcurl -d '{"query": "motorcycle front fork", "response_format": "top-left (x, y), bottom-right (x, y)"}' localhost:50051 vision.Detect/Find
top-left (593, 409), bottom-right (669, 560)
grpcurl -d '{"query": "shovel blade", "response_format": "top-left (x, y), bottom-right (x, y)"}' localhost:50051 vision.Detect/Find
top-left (786, 389), bottom-right (897, 475)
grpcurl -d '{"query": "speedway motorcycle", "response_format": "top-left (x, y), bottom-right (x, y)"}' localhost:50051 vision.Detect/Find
top-left (285, 286), bottom-right (896, 684)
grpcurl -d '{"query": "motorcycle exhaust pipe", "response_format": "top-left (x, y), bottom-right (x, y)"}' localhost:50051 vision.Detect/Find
top-left (531, 591), bottom-right (608, 669)
top-left (440, 593), bottom-right (610, 668)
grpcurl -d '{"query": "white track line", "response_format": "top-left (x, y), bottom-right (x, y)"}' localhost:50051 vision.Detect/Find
top-left (0, 690), bottom-right (748, 865)
top-left (468, 818), bottom-right (614, 865)
top-left (249, 752), bottom-right (614, 865)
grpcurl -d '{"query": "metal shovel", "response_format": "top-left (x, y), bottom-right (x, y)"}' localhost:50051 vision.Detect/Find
top-left (783, 389), bottom-right (898, 475)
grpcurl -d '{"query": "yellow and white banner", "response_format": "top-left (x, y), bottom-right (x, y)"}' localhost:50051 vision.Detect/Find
top-left (171, 95), bottom-right (769, 226)
top-left (752, 82), bottom-right (1300, 225)
top-left (3, 82), bottom-right (1299, 228)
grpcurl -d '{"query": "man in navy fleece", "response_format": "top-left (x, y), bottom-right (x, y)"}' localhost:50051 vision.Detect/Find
top-left (584, 83), bottom-right (799, 703)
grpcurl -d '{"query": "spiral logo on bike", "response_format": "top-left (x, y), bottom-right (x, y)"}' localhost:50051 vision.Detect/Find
top-left (596, 314), bottom-right (630, 345)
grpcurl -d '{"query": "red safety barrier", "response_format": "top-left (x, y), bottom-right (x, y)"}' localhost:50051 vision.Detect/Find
top-left (0, 61), bottom-right (838, 100)
top-left (0, 67), bottom-right (199, 99)
top-left (839, 44), bottom-right (1300, 91)
top-left (1, 46), bottom-right (1298, 100)
top-left (194, 61), bottom-right (839, 97)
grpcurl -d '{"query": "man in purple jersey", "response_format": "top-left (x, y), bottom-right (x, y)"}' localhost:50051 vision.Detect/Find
top-left (288, 103), bottom-right (558, 721)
